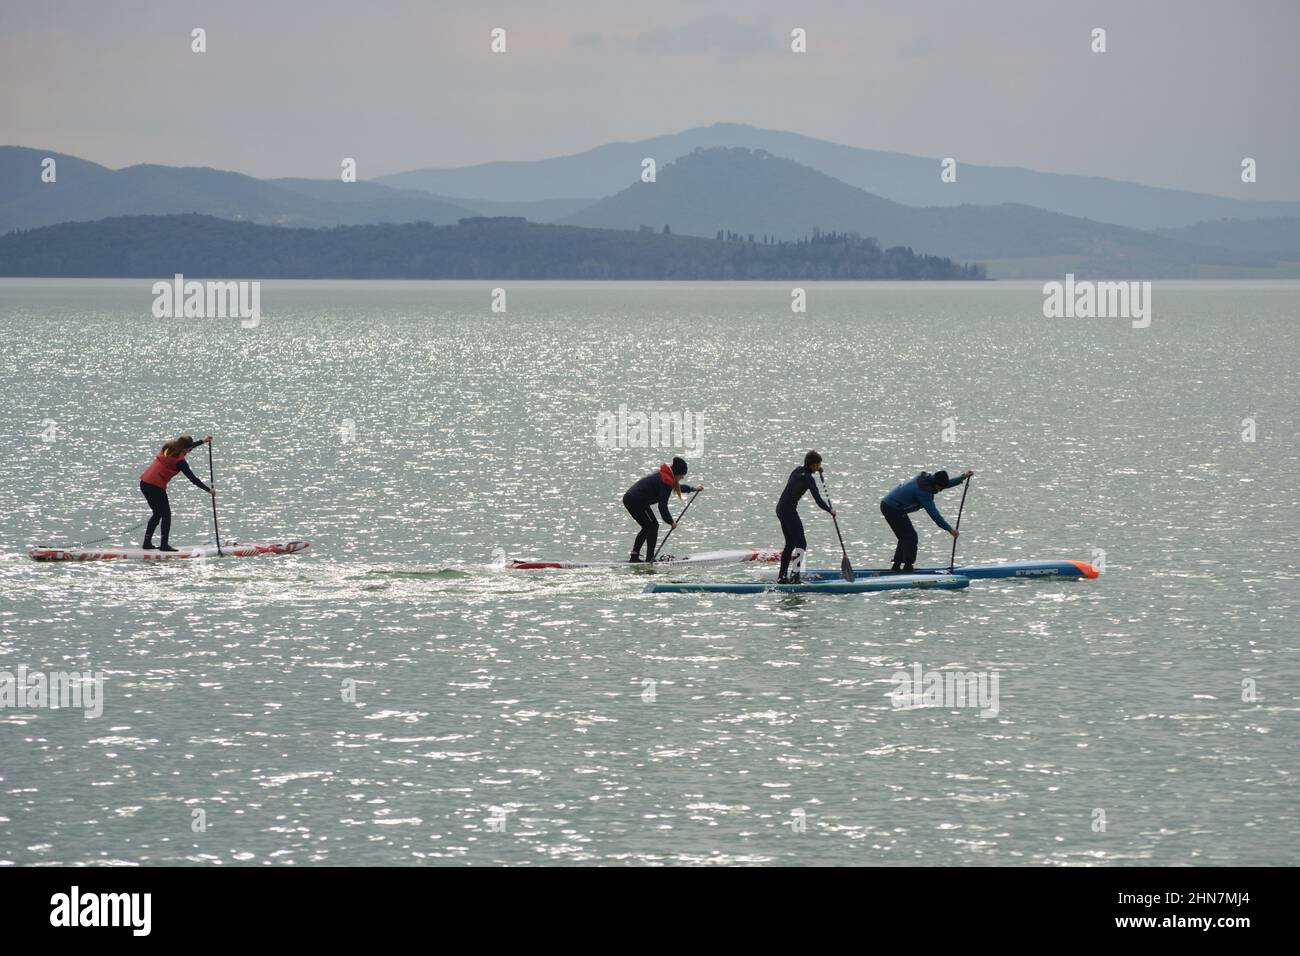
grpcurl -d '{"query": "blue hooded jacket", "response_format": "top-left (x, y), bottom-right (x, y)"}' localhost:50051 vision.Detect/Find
top-left (881, 471), bottom-right (967, 531)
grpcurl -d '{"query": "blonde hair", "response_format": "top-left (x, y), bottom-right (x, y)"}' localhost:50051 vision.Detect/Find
top-left (161, 435), bottom-right (194, 457)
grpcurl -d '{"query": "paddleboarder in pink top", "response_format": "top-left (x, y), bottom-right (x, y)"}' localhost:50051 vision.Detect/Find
top-left (139, 434), bottom-right (213, 551)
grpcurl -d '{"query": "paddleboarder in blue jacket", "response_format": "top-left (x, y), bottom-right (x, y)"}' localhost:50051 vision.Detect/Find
top-left (880, 468), bottom-right (974, 571)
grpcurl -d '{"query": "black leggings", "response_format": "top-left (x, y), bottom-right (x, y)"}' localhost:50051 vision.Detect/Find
top-left (777, 509), bottom-right (806, 579)
top-left (881, 501), bottom-right (918, 566)
top-left (624, 495), bottom-right (659, 559)
top-left (141, 481), bottom-right (172, 546)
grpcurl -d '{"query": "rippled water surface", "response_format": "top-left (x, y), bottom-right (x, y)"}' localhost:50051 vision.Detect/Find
top-left (1, 279), bottom-right (1296, 865)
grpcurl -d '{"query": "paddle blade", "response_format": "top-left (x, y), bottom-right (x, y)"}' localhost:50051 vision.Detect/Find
top-left (841, 556), bottom-right (855, 582)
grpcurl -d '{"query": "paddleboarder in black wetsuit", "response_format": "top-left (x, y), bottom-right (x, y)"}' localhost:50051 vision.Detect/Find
top-left (622, 457), bottom-right (701, 562)
top-left (776, 451), bottom-right (835, 583)
top-left (139, 434), bottom-right (213, 551)
top-left (879, 468), bottom-right (973, 571)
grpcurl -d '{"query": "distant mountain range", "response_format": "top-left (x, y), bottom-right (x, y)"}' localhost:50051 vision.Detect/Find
top-left (560, 148), bottom-right (1284, 278)
top-left (0, 146), bottom-right (598, 237)
top-left (0, 147), bottom-right (480, 233)
top-left (268, 179), bottom-right (592, 225)
top-left (0, 214), bottom-right (983, 280)
top-left (378, 122), bottom-right (1300, 231)
top-left (2, 127), bottom-right (1299, 279)
top-left (1156, 217), bottom-right (1300, 257)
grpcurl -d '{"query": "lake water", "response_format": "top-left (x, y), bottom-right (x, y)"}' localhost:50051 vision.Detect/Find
top-left (0, 279), bottom-right (1296, 866)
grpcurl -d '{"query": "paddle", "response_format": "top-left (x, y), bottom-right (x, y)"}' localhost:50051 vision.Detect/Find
top-left (74, 520), bottom-right (149, 548)
top-left (949, 474), bottom-right (972, 571)
top-left (207, 440), bottom-right (223, 557)
top-left (652, 488), bottom-right (701, 562)
top-left (818, 471), bottom-right (855, 582)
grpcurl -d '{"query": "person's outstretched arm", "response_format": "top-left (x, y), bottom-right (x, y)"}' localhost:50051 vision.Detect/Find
top-left (807, 472), bottom-right (832, 512)
top-left (177, 459), bottom-right (211, 493)
top-left (922, 496), bottom-right (952, 531)
top-left (657, 486), bottom-right (675, 525)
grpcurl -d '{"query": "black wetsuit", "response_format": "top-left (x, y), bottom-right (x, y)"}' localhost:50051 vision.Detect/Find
top-left (775, 466), bottom-right (832, 580)
top-left (141, 458), bottom-right (209, 548)
top-left (623, 470), bottom-right (696, 560)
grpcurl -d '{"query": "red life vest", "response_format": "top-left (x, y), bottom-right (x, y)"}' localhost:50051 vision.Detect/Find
top-left (658, 463), bottom-right (681, 496)
top-left (140, 450), bottom-right (188, 489)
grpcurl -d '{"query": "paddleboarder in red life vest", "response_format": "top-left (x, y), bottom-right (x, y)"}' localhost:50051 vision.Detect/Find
top-left (880, 468), bottom-right (974, 572)
top-left (622, 457), bottom-right (702, 563)
top-left (139, 435), bottom-right (213, 551)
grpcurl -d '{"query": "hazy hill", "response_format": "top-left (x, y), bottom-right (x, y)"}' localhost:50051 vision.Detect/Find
top-left (0, 214), bottom-right (983, 280)
top-left (378, 122), bottom-right (1300, 230)
top-left (561, 148), bottom-right (1285, 278)
top-left (1157, 217), bottom-right (1300, 257)
top-left (0, 148), bottom-right (115, 205)
top-left (450, 196), bottom-right (597, 222)
top-left (0, 147), bottom-right (473, 234)
top-left (266, 177), bottom-right (591, 223)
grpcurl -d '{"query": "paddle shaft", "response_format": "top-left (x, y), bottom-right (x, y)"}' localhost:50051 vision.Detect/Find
top-left (949, 476), bottom-right (972, 570)
top-left (208, 441), bottom-right (223, 557)
top-left (653, 488), bottom-right (700, 561)
top-left (819, 472), bottom-right (854, 580)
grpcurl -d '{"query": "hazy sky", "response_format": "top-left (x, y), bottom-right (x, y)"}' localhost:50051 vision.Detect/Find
top-left (2, 0), bottom-right (1296, 198)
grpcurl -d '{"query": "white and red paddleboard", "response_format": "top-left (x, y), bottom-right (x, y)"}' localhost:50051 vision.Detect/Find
top-left (505, 548), bottom-right (779, 570)
top-left (29, 540), bottom-right (311, 562)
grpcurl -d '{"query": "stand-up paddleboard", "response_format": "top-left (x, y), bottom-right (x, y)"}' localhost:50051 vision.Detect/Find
top-left (28, 540), bottom-right (310, 562)
top-left (643, 574), bottom-right (969, 595)
top-left (787, 560), bottom-right (1099, 581)
top-left (506, 548), bottom-right (780, 570)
